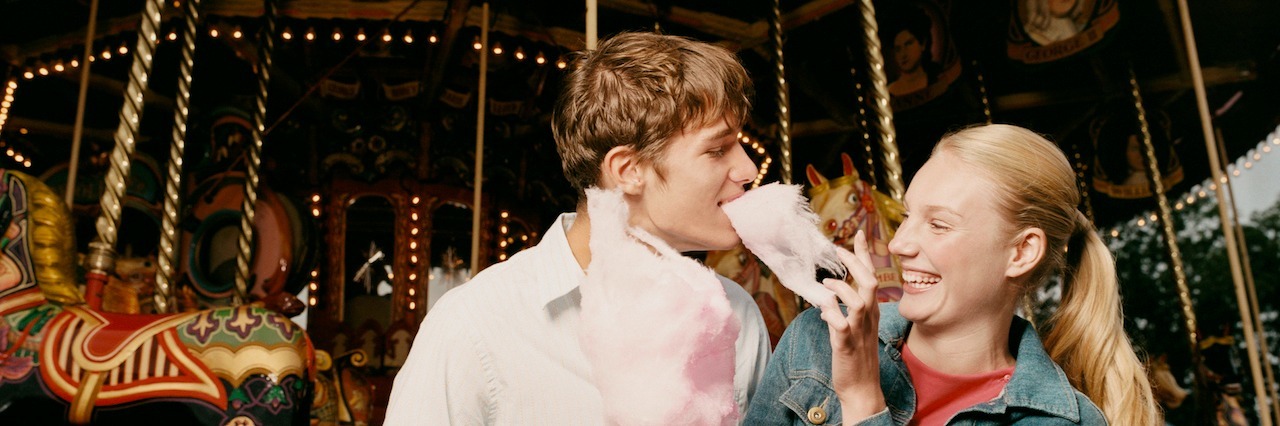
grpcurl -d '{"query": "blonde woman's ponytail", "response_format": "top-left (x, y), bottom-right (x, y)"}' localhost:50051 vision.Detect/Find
top-left (1043, 212), bottom-right (1161, 425)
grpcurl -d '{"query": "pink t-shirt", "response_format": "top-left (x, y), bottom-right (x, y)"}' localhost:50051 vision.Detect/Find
top-left (903, 344), bottom-right (1015, 426)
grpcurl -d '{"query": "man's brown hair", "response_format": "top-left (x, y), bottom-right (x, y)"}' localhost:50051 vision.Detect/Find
top-left (552, 32), bottom-right (753, 197)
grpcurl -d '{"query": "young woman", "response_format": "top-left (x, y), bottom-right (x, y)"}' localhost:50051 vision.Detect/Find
top-left (745, 124), bottom-right (1159, 425)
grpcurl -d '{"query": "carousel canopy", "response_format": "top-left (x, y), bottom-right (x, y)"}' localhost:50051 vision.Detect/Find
top-left (0, 0), bottom-right (1277, 230)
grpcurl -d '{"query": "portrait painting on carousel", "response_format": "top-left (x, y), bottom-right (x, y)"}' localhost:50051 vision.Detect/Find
top-left (1008, 0), bottom-right (1120, 63)
top-left (1091, 112), bottom-right (1184, 199)
top-left (878, 0), bottom-right (962, 111)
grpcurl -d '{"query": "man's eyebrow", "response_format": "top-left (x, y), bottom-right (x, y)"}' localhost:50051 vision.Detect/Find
top-left (706, 126), bottom-right (737, 142)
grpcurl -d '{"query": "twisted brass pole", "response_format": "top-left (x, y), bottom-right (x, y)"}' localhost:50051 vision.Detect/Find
top-left (234, 0), bottom-right (278, 305)
top-left (1129, 68), bottom-right (1208, 402)
top-left (154, 0), bottom-right (203, 313)
top-left (856, 0), bottom-right (903, 203)
top-left (769, 0), bottom-right (791, 184)
top-left (84, 0), bottom-right (166, 309)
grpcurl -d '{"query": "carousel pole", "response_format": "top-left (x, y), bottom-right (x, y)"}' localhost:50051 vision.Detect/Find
top-left (855, 0), bottom-right (903, 204)
top-left (154, 0), bottom-right (203, 313)
top-left (1216, 128), bottom-right (1280, 421)
top-left (1174, 2), bottom-right (1273, 424)
top-left (65, 0), bottom-right (100, 206)
top-left (1128, 68), bottom-right (1209, 408)
top-left (586, 0), bottom-right (598, 50)
top-left (233, 0), bottom-right (278, 305)
top-left (768, 0), bottom-right (791, 184)
top-left (469, 2), bottom-right (489, 276)
top-left (83, 0), bottom-right (166, 310)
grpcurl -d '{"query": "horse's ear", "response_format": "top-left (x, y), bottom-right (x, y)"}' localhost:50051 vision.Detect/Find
top-left (841, 153), bottom-right (860, 179)
top-left (806, 165), bottom-right (827, 187)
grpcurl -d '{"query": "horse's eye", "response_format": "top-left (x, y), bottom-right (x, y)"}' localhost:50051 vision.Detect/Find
top-left (825, 219), bottom-right (838, 232)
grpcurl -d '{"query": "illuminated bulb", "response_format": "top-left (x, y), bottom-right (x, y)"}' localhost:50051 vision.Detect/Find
top-left (356, 29), bottom-right (366, 41)
top-left (472, 36), bottom-right (482, 50)
top-left (492, 42), bottom-right (503, 55)
top-left (232, 27), bottom-right (243, 39)
top-left (500, 211), bottom-right (508, 218)
top-left (500, 241), bottom-right (508, 248)
top-left (428, 32), bottom-right (438, 43)
top-left (309, 282), bottom-right (317, 291)
top-left (382, 29), bottom-right (392, 42)
top-left (119, 45), bottom-right (128, 54)
top-left (54, 63), bottom-right (64, 72)
top-left (332, 28), bottom-right (342, 41)
top-left (22, 160), bottom-right (30, 167)
top-left (13, 154), bottom-right (22, 162)
top-left (403, 30), bottom-right (414, 44)
top-left (500, 225), bottom-right (508, 234)
top-left (38, 67), bottom-right (48, 76)
top-left (411, 228), bottom-right (419, 235)
top-left (387, 272), bottom-right (394, 279)
top-left (210, 28), bottom-right (219, 38)
top-left (1253, 153), bottom-right (1262, 161)
top-left (409, 301), bottom-right (416, 310)
top-left (410, 241), bottom-right (418, 250)
top-left (23, 71), bottom-right (33, 79)
top-left (411, 212), bottom-right (419, 221)
top-left (429, 274), bottom-right (435, 280)
top-left (757, 147), bottom-right (765, 154)
top-left (409, 273), bottom-right (417, 281)
top-left (411, 255), bottom-right (419, 263)
top-left (311, 208), bottom-right (321, 216)
top-left (311, 270), bottom-right (319, 277)
top-left (499, 254), bottom-right (507, 261)
top-left (305, 27), bottom-right (316, 41)
top-left (282, 27), bottom-right (293, 40)
top-left (535, 52), bottom-right (546, 64)
top-left (521, 235), bottom-right (528, 241)
top-left (311, 194), bottom-right (320, 202)
top-left (309, 297), bottom-right (317, 306)
top-left (1137, 218), bottom-right (1146, 227)
top-left (1245, 161), bottom-right (1253, 169)
top-left (1232, 169), bottom-right (1241, 176)
top-left (411, 196), bottom-right (420, 204)
top-left (409, 288), bottom-right (415, 296)
top-left (168, 31), bottom-right (178, 41)
top-left (556, 59), bottom-right (567, 69)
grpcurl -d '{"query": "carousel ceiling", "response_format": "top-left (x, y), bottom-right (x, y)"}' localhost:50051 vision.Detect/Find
top-left (0, 0), bottom-right (1277, 233)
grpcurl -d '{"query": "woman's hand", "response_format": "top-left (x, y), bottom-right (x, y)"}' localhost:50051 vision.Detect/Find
top-left (815, 230), bottom-right (886, 422)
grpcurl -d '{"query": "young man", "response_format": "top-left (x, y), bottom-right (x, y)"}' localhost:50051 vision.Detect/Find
top-left (385, 32), bottom-right (770, 424)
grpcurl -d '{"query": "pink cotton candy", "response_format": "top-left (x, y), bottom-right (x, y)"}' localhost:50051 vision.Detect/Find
top-left (579, 187), bottom-right (741, 425)
top-left (722, 183), bottom-right (845, 307)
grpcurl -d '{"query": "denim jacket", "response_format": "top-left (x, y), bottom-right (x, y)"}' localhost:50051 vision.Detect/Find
top-left (743, 303), bottom-right (1107, 425)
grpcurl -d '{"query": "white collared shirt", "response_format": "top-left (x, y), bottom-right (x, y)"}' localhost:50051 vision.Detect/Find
top-left (385, 213), bottom-right (771, 425)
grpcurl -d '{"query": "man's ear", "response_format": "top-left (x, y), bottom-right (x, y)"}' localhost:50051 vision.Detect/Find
top-left (1006, 227), bottom-right (1046, 279)
top-left (601, 145), bottom-right (645, 194)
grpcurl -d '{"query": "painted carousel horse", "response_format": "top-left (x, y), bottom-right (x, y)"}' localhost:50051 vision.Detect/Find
top-left (311, 350), bottom-right (373, 426)
top-left (0, 170), bottom-right (313, 425)
top-left (806, 153), bottom-right (905, 301)
top-left (1147, 354), bottom-right (1189, 411)
top-left (706, 246), bottom-right (796, 347)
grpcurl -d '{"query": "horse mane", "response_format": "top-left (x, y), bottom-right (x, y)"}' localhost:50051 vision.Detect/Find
top-left (7, 170), bottom-right (83, 305)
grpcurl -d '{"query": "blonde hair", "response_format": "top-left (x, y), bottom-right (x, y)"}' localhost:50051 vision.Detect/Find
top-left (551, 32), bottom-right (752, 198)
top-left (934, 124), bottom-right (1159, 425)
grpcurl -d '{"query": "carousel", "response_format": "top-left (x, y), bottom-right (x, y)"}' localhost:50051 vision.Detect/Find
top-left (0, 0), bottom-right (1277, 424)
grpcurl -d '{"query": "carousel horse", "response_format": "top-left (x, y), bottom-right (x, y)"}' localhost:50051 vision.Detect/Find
top-left (0, 170), bottom-right (313, 425)
top-left (311, 349), bottom-right (373, 426)
top-left (1147, 354), bottom-right (1189, 411)
top-left (706, 246), bottom-right (796, 347)
top-left (806, 153), bottom-right (905, 301)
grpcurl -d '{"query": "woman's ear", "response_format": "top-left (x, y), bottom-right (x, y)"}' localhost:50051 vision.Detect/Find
top-left (1006, 227), bottom-right (1046, 279)
top-left (601, 145), bottom-right (644, 195)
